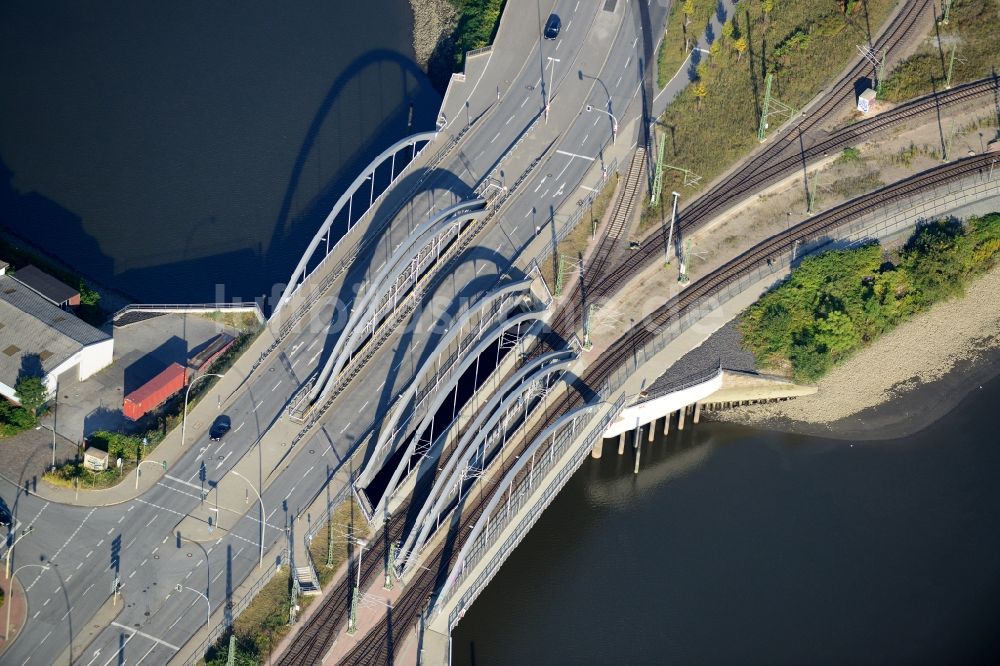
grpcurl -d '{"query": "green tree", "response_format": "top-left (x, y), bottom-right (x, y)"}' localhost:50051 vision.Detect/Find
top-left (721, 20), bottom-right (734, 42)
top-left (709, 40), bottom-right (721, 59)
top-left (15, 376), bottom-right (47, 416)
top-left (693, 81), bottom-right (708, 109)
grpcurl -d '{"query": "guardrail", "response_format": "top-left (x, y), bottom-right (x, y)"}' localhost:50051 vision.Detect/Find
top-left (113, 302), bottom-right (264, 323)
top-left (445, 393), bottom-right (626, 630)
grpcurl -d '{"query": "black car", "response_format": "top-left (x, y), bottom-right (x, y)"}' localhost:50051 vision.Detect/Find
top-left (209, 415), bottom-right (232, 441)
top-left (543, 13), bottom-right (561, 40)
top-left (0, 499), bottom-right (11, 529)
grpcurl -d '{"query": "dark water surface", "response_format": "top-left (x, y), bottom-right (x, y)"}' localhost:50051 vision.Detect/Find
top-left (0, 0), bottom-right (439, 304)
top-left (453, 371), bottom-right (1000, 665)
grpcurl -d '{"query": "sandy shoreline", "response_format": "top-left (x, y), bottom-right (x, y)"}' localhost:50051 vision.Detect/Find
top-left (711, 264), bottom-right (1000, 439)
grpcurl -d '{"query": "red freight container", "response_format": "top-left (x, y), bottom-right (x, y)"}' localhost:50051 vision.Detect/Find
top-left (123, 362), bottom-right (188, 421)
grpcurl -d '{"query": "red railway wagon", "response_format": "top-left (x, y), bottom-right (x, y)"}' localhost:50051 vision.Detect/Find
top-left (123, 362), bottom-right (188, 420)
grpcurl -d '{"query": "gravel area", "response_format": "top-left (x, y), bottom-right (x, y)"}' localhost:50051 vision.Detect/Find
top-left (716, 264), bottom-right (1000, 428)
top-left (648, 320), bottom-right (757, 394)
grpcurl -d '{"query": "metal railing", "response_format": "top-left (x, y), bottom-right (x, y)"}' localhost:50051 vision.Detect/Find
top-left (445, 393), bottom-right (626, 630)
top-left (113, 302), bottom-right (264, 323)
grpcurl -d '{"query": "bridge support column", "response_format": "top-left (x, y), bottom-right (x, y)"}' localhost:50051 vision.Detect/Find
top-left (663, 413), bottom-right (670, 436)
top-left (678, 406), bottom-right (686, 431)
top-left (633, 439), bottom-right (642, 474)
top-left (647, 420), bottom-right (655, 442)
top-left (694, 402), bottom-right (702, 424)
top-left (617, 433), bottom-right (625, 455)
top-left (591, 438), bottom-right (603, 459)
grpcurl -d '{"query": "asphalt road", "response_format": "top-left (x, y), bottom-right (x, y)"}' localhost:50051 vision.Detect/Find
top-left (0, 1), bottom-right (669, 663)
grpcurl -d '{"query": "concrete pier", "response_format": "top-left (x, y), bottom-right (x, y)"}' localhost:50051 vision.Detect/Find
top-left (618, 432), bottom-right (625, 455)
top-left (677, 406), bottom-right (686, 430)
top-left (693, 402), bottom-right (701, 424)
top-left (591, 438), bottom-right (603, 459)
top-left (647, 420), bottom-right (655, 442)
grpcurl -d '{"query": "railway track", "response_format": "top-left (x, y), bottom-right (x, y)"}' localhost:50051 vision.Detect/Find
top-left (328, 153), bottom-right (997, 666)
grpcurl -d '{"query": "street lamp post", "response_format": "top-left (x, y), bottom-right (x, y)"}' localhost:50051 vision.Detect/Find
top-left (6, 563), bottom-right (48, 640)
top-left (135, 459), bottom-right (167, 490)
top-left (545, 57), bottom-right (560, 123)
top-left (4, 526), bottom-right (34, 580)
top-left (347, 538), bottom-right (368, 635)
top-left (181, 373), bottom-right (225, 448)
top-left (176, 584), bottom-right (210, 633)
top-left (231, 470), bottom-right (264, 568)
top-left (585, 105), bottom-right (619, 145)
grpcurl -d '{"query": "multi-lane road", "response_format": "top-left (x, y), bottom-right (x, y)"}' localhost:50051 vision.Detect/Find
top-left (1, 1), bottom-right (670, 664)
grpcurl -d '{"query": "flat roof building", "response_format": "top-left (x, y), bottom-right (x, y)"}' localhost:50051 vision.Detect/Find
top-left (10, 264), bottom-right (80, 309)
top-left (0, 274), bottom-right (113, 404)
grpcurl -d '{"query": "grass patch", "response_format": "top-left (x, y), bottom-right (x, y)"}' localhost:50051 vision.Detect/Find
top-left (203, 569), bottom-right (292, 665)
top-left (307, 498), bottom-right (371, 588)
top-left (199, 310), bottom-right (261, 333)
top-left (540, 175), bottom-right (619, 289)
top-left (882, 0), bottom-right (1000, 102)
top-left (739, 212), bottom-right (1000, 381)
top-left (657, 0), bottom-right (717, 89)
top-left (650, 0), bottom-right (896, 210)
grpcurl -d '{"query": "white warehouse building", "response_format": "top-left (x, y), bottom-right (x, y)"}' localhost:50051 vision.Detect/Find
top-left (0, 272), bottom-right (113, 403)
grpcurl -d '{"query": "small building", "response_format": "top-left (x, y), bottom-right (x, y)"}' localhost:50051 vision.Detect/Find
top-left (857, 88), bottom-right (877, 114)
top-left (83, 446), bottom-right (110, 471)
top-left (0, 274), bottom-right (113, 403)
top-left (10, 264), bottom-right (80, 309)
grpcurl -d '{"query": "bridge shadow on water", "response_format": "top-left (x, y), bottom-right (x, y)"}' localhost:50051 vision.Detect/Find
top-left (2, 48), bottom-right (441, 305)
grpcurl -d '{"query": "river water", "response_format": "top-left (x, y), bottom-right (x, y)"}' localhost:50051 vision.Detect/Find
top-left (0, 0), bottom-right (440, 305)
top-left (452, 370), bottom-right (1000, 665)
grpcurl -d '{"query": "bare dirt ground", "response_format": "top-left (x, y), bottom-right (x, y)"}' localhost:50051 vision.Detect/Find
top-left (583, 100), bottom-right (998, 356)
top-left (716, 264), bottom-right (1000, 427)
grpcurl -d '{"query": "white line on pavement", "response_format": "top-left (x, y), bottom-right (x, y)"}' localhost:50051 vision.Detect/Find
top-left (235, 422), bottom-right (245, 433)
top-left (134, 644), bottom-right (159, 666)
top-left (556, 150), bottom-right (595, 161)
top-left (340, 422), bottom-right (351, 433)
top-left (520, 97), bottom-right (528, 108)
top-left (163, 474), bottom-right (202, 491)
top-left (271, 380), bottom-right (282, 392)
top-left (109, 622), bottom-right (181, 651)
top-left (490, 131), bottom-right (500, 143)
top-left (307, 338), bottom-right (319, 351)
top-left (582, 133), bottom-right (590, 144)
top-left (625, 56), bottom-right (631, 68)
top-left (309, 352), bottom-right (320, 365)
top-left (360, 400), bottom-right (369, 411)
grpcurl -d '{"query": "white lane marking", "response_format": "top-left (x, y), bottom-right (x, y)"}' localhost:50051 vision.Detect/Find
top-left (523, 209), bottom-right (533, 218)
top-left (109, 622), bottom-right (181, 651)
top-left (308, 352), bottom-right (320, 365)
top-left (632, 37), bottom-right (638, 48)
top-left (567, 19), bottom-right (573, 30)
top-left (291, 357), bottom-right (301, 369)
top-left (377, 380), bottom-right (385, 391)
top-left (128, 571), bottom-right (136, 579)
top-left (511, 225), bottom-right (518, 233)
top-left (554, 183), bottom-right (566, 197)
top-left (134, 644), bottom-right (159, 666)
top-left (140, 559), bottom-right (148, 567)
top-left (477, 265), bottom-right (488, 275)
top-left (593, 117), bottom-right (599, 126)
top-left (556, 150), bottom-right (595, 161)
top-left (615, 74), bottom-right (622, 88)
top-left (127, 505), bottom-right (134, 512)
top-left (118, 516), bottom-right (124, 524)
top-left (574, 0), bottom-right (580, 11)
top-left (555, 41), bottom-right (562, 51)
top-left (163, 474), bottom-right (202, 491)
top-left (145, 516), bottom-right (157, 527)
top-left (43, 597), bottom-right (50, 606)
top-left (252, 401), bottom-right (262, 412)
top-left (76, 561), bottom-right (84, 570)
top-left (85, 550), bottom-right (93, 558)
top-left (491, 131), bottom-right (501, 143)
top-left (95, 539), bottom-right (104, 548)
top-left (496, 241), bottom-right (506, 251)
top-left (212, 568), bottom-right (226, 584)
top-left (360, 400), bottom-right (370, 411)
top-left (215, 452), bottom-right (231, 470)
top-left (582, 133), bottom-right (590, 144)
top-left (83, 583), bottom-right (95, 596)
top-left (520, 97), bottom-right (529, 108)
top-left (581, 185), bottom-right (599, 193)
top-left (234, 422), bottom-right (245, 433)
top-left (505, 116), bottom-right (513, 125)
top-left (535, 77), bottom-right (541, 87)
top-left (107, 528), bottom-right (113, 535)
top-left (340, 422), bottom-right (351, 433)
top-left (50, 507), bottom-right (95, 563)
top-left (533, 176), bottom-right (548, 192)
top-left (625, 56), bottom-right (631, 68)
top-left (540, 189), bottom-right (550, 198)
top-left (271, 380), bottom-right (282, 392)
top-left (307, 338), bottom-right (319, 352)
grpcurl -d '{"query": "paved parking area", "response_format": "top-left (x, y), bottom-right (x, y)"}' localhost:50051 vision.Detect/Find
top-left (43, 313), bottom-right (236, 443)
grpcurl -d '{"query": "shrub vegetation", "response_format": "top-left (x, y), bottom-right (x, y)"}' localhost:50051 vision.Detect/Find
top-left (739, 213), bottom-right (1000, 381)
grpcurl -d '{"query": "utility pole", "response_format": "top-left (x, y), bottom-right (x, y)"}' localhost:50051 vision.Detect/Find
top-left (939, 0), bottom-right (952, 24)
top-left (757, 73), bottom-right (796, 142)
top-left (650, 133), bottom-right (667, 206)
top-left (545, 57), bottom-right (560, 123)
top-left (666, 191), bottom-right (680, 265)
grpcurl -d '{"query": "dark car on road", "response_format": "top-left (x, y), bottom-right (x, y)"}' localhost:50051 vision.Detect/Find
top-left (544, 13), bottom-right (561, 40)
top-left (209, 415), bottom-right (232, 441)
top-left (0, 499), bottom-right (11, 529)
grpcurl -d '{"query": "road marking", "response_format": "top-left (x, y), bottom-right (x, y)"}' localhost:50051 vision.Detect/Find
top-left (307, 338), bottom-right (319, 351)
top-left (554, 183), bottom-right (566, 197)
top-left (43, 597), bottom-right (50, 606)
top-left (360, 400), bottom-right (369, 411)
top-left (574, 0), bottom-right (580, 11)
top-left (505, 116), bottom-right (513, 125)
top-left (145, 516), bottom-right (157, 528)
top-left (107, 528), bottom-right (113, 535)
top-left (477, 265), bottom-right (487, 274)
top-left (61, 611), bottom-right (70, 621)
top-left (496, 241), bottom-right (506, 251)
top-left (534, 176), bottom-right (548, 192)
top-left (557, 150), bottom-right (595, 161)
top-left (95, 539), bottom-right (104, 548)
top-left (540, 189), bottom-right (550, 198)
top-left (271, 380), bottom-right (282, 392)
top-left (377, 380), bottom-right (385, 391)
top-left (118, 516), bottom-right (124, 523)
top-left (85, 550), bottom-right (93, 559)
top-left (615, 74), bottom-right (622, 88)
top-left (128, 571), bottom-right (136, 579)
top-left (110, 622), bottom-right (181, 652)
top-left (490, 131), bottom-right (501, 143)
top-left (185, 571), bottom-right (193, 580)
top-left (235, 422), bottom-right (245, 433)
top-left (555, 41), bottom-right (562, 51)
top-left (567, 19), bottom-right (573, 30)
top-left (284, 488), bottom-right (295, 501)
top-left (252, 402), bottom-right (262, 412)
top-left (49, 507), bottom-right (96, 564)
top-left (83, 583), bottom-right (95, 596)
top-left (152, 547), bottom-right (158, 554)
top-left (582, 133), bottom-right (590, 144)
top-left (309, 352), bottom-right (320, 365)
top-left (520, 97), bottom-right (528, 108)
top-left (340, 422), bottom-right (351, 433)
top-left (163, 474), bottom-right (202, 491)
top-left (134, 644), bottom-right (159, 666)
top-left (625, 56), bottom-right (631, 68)
top-left (66, 574), bottom-right (73, 582)
top-left (140, 558), bottom-right (148, 567)
top-left (535, 77), bottom-right (541, 87)
top-left (215, 452), bottom-right (231, 470)
top-left (77, 561), bottom-right (85, 570)
top-left (581, 185), bottom-right (599, 192)
top-left (632, 36), bottom-right (638, 48)
top-left (212, 568), bottom-right (226, 584)
top-left (593, 117), bottom-right (599, 126)
top-left (32, 610), bottom-right (40, 619)
top-left (127, 505), bottom-right (134, 512)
